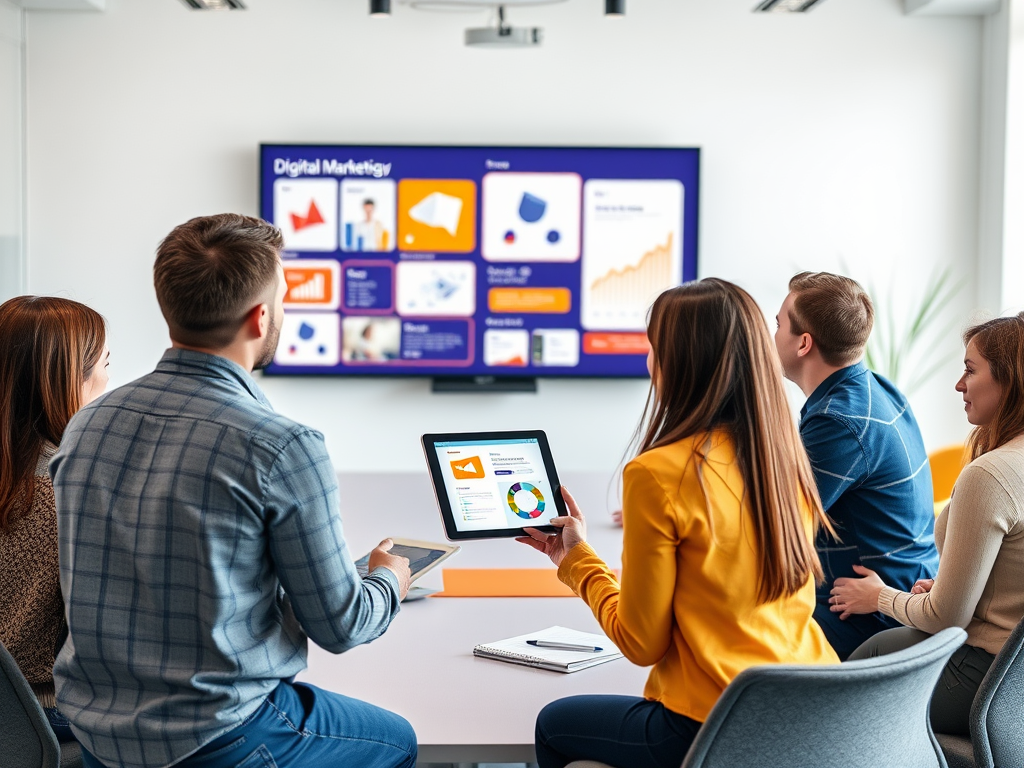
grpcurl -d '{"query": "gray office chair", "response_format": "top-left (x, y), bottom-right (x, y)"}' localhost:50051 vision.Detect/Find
top-left (565, 626), bottom-right (966, 768)
top-left (0, 639), bottom-right (83, 768)
top-left (935, 616), bottom-right (1024, 768)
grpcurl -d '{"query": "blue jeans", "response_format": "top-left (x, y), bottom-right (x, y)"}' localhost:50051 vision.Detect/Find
top-left (82, 681), bottom-right (416, 768)
top-left (43, 707), bottom-right (78, 743)
top-left (813, 592), bottom-right (903, 660)
top-left (535, 695), bottom-right (702, 768)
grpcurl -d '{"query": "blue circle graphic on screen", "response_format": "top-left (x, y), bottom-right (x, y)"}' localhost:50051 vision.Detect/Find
top-left (518, 192), bottom-right (547, 223)
top-left (298, 322), bottom-right (316, 341)
top-left (546, 230), bottom-right (561, 244)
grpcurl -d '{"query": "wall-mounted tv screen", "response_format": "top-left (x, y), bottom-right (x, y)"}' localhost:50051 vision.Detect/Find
top-left (260, 144), bottom-right (699, 379)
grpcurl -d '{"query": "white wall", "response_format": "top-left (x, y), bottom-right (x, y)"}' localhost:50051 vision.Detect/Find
top-left (23, 0), bottom-right (980, 473)
top-left (0, 0), bottom-right (24, 300)
top-left (1003, 0), bottom-right (1024, 312)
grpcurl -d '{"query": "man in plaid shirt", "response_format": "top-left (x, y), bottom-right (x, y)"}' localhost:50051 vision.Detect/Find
top-left (52, 214), bottom-right (416, 768)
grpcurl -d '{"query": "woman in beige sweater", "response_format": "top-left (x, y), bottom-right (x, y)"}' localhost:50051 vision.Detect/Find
top-left (831, 312), bottom-right (1024, 736)
top-left (0, 296), bottom-right (108, 742)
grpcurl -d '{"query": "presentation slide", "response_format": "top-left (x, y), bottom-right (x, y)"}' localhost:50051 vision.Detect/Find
top-left (260, 145), bottom-right (700, 378)
top-left (434, 438), bottom-right (555, 532)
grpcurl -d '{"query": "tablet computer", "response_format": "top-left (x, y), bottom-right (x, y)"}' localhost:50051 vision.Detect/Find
top-left (354, 538), bottom-right (460, 582)
top-left (422, 430), bottom-right (568, 541)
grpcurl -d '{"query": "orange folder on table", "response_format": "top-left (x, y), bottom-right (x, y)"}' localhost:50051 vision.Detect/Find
top-left (431, 568), bottom-right (620, 598)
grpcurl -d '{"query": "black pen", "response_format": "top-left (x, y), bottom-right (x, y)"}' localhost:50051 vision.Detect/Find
top-left (526, 640), bottom-right (603, 652)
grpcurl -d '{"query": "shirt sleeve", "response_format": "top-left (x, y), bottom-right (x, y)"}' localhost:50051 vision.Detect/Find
top-left (264, 429), bottom-right (400, 653)
top-left (800, 413), bottom-right (868, 511)
top-left (557, 460), bottom-right (679, 667)
top-left (876, 464), bottom-right (1012, 632)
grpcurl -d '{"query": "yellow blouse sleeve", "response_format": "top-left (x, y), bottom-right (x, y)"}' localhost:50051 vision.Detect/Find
top-left (558, 460), bottom-right (682, 666)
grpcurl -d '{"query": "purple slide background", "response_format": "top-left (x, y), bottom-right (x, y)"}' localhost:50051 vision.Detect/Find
top-left (261, 144), bottom-right (699, 378)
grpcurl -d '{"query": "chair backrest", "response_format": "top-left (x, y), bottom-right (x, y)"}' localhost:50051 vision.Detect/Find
top-left (0, 638), bottom-right (60, 768)
top-left (929, 444), bottom-right (966, 504)
top-left (681, 627), bottom-right (966, 768)
top-left (970, 616), bottom-right (1024, 768)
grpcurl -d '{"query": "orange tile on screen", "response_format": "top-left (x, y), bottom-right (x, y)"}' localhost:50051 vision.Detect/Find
top-left (450, 455), bottom-right (485, 480)
top-left (282, 260), bottom-right (341, 310)
top-left (398, 180), bottom-right (477, 253)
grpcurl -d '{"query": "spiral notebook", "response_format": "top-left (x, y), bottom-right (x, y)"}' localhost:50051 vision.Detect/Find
top-left (473, 626), bottom-right (624, 673)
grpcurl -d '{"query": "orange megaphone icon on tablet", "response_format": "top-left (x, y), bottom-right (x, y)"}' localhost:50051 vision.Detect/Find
top-left (450, 456), bottom-right (485, 480)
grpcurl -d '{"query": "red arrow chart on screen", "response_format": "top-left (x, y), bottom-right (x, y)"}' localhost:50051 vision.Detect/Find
top-left (290, 200), bottom-right (326, 231)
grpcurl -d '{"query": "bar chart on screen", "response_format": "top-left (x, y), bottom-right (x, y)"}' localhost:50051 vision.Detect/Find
top-left (283, 260), bottom-right (340, 310)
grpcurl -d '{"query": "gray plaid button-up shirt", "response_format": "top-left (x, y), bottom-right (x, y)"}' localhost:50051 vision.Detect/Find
top-left (52, 348), bottom-right (400, 768)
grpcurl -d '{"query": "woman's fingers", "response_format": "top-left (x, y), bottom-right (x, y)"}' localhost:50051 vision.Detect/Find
top-left (561, 486), bottom-right (584, 519)
top-left (515, 536), bottom-right (547, 553)
top-left (522, 526), bottom-right (550, 542)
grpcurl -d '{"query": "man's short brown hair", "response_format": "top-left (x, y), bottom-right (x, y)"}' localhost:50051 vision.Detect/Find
top-left (154, 214), bottom-right (283, 348)
top-left (787, 271), bottom-right (874, 367)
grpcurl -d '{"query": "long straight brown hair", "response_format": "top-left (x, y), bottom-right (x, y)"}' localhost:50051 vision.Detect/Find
top-left (964, 312), bottom-right (1024, 461)
top-left (0, 296), bottom-right (106, 529)
top-left (632, 279), bottom-right (829, 604)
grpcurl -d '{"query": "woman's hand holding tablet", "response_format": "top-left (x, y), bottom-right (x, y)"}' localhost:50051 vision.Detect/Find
top-left (422, 430), bottom-right (569, 541)
top-left (515, 486), bottom-right (588, 567)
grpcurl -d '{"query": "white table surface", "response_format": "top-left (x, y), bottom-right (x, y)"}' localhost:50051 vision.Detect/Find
top-left (296, 472), bottom-right (649, 764)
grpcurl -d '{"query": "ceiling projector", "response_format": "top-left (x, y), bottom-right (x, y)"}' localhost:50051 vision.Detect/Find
top-left (465, 23), bottom-right (543, 47)
top-left (398, 0), bottom-right (556, 47)
top-left (464, 5), bottom-right (542, 48)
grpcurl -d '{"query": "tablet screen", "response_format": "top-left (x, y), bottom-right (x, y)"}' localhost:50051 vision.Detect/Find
top-left (355, 545), bottom-right (448, 579)
top-left (432, 436), bottom-right (557, 534)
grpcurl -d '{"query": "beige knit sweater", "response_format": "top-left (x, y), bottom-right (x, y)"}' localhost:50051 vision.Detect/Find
top-left (878, 433), bottom-right (1024, 655)
top-left (0, 446), bottom-right (65, 708)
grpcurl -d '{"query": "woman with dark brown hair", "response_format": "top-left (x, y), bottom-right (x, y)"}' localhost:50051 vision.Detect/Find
top-left (832, 312), bottom-right (1024, 736)
top-left (0, 295), bottom-right (108, 743)
top-left (518, 279), bottom-right (839, 768)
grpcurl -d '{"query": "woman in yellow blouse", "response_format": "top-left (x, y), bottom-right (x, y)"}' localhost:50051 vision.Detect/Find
top-left (518, 279), bottom-right (839, 768)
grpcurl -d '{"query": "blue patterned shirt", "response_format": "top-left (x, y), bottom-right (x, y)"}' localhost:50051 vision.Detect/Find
top-left (801, 362), bottom-right (939, 598)
top-left (51, 349), bottom-right (401, 768)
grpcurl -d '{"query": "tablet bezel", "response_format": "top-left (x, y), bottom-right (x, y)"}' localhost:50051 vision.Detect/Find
top-left (355, 538), bottom-right (461, 583)
top-left (422, 430), bottom-right (569, 541)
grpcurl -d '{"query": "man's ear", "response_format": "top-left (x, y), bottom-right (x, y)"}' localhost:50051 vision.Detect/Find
top-left (242, 302), bottom-right (269, 340)
top-left (797, 333), bottom-right (814, 359)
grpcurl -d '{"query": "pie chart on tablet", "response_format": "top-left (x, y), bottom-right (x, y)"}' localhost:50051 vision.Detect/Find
top-left (508, 482), bottom-right (546, 519)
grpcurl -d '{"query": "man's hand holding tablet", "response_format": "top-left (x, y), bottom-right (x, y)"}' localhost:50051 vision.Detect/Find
top-left (366, 538), bottom-right (412, 601)
top-left (354, 538), bottom-right (461, 601)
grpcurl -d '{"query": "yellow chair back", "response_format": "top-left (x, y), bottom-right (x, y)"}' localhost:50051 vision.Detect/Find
top-left (928, 444), bottom-right (966, 507)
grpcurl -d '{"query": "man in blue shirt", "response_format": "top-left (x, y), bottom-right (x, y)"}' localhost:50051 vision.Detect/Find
top-left (775, 271), bottom-right (939, 659)
top-left (51, 214), bottom-right (416, 768)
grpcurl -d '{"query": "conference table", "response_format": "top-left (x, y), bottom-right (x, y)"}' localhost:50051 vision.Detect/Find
top-left (296, 471), bottom-right (649, 765)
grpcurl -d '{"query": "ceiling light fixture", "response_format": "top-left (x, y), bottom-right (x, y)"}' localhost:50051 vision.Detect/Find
top-left (179, 0), bottom-right (245, 9)
top-left (370, 0), bottom-right (392, 16)
top-left (605, 0), bottom-right (624, 16)
top-left (753, 0), bottom-right (825, 11)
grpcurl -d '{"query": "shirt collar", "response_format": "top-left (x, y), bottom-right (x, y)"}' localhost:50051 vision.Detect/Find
top-left (155, 348), bottom-right (270, 406)
top-left (801, 361), bottom-right (867, 418)
top-left (36, 442), bottom-right (57, 476)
